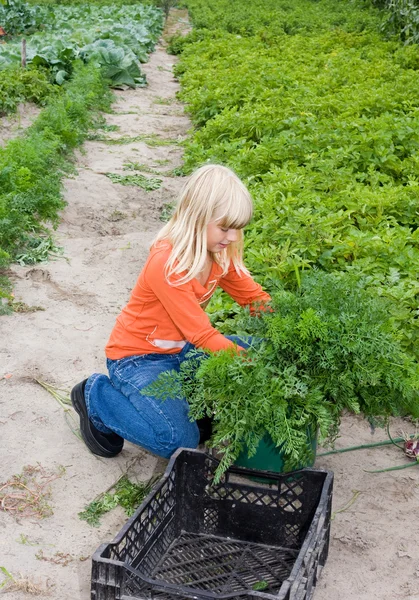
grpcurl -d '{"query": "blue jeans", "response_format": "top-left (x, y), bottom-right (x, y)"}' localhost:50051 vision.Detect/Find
top-left (85, 336), bottom-right (250, 459)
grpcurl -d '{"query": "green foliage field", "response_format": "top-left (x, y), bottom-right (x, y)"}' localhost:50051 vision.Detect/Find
top-left (172, 0), bottom-right (419, 360)
top-left (0, 0), bottom-right (164, 304)
top-left (0, 61), bottom-right (112, 275)
top-left (0, 2), bottom-right (163, 86)
top-left (0, 0), bottom-right (43, 35)
top-left (372, 0), bottom-right (419, 44)
top-left (0, 66), bottom-right (56, 115)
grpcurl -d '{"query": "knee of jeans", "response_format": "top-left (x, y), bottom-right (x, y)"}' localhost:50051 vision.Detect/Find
top-left (162, 421), bottom-right (199, 457)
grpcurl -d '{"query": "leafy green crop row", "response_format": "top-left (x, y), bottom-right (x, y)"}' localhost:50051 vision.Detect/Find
top-left (173, 0), bottom-right (419, 360)
top-left (0, 0), bottom-right (164, 303)
top-left (0, 61), bottom-right (112, 282)
top-left (0, 2), bottom-right (163, 86)
top-left (184, 0), bottom-right (383, 37)
top-left (0, 1), bottom-right (56, 114)
top-left (0, 65), bottom-right (56, 115)
top-left (0, 0), bottom-right (43, 34)
top-left (371, 0), bottom-right (419, 44)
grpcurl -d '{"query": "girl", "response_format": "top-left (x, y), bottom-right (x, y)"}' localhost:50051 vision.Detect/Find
top-left (71, 164), bottom-right (270, 459)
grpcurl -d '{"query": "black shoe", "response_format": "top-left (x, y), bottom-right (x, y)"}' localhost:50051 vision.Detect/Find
top-left (71, 379), bottom-right (124, 458)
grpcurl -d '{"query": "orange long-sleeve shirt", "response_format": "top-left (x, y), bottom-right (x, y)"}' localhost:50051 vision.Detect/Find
top-left (105, 242), bottom-right (271, 359)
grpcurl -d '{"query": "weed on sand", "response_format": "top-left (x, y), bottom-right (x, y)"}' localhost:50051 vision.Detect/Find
top-left (0, 566), bottom-right (53, 595)
top-left (34, 379), bottom-right (80, 440)
top-left (79, 474), bottom-right (159, 527)
top-left (35, 549), bottom-right (89, 566)
top-left (153, 95), bottom-right (176, 105)
top-left (0, 464), bottom-right (64, 520)
top-left (160, 201), bottom-right (175, 222)
top-left (92, 133), bottom-right (179, 146)
top-left (106, 172), bottom-right (162, 191)
top-left (123, 161), bottom-right (185, 178)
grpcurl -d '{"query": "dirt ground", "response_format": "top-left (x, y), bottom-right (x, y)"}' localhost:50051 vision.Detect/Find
top-left (1, 10), bottom-right (419, 600)
top-left (0, 103), bottom-right (41, 148)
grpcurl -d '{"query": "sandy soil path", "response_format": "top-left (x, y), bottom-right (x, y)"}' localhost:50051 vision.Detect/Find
top-left (1, 11), bottom-right (191, 599)
top-left (1, 10), bottom-right (418, 600)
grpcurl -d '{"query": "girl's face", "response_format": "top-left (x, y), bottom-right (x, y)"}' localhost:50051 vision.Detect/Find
top-left (206, 221), bottom-right (239, 253)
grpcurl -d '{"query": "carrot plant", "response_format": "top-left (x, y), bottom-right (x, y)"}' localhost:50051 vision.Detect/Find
top-left (0, 67), bottom-right (56, 116)
top-left (145, 271), bottom-right (419, 480)
top-left (0, 61), bottom-right (112, 276)
top-left (79, 475), bottom-right (158, 527)
top-left (172, 0), bottom-right (419, 360)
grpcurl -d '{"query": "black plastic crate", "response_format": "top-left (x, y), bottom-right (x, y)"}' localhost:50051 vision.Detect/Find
top-left (91, 449), bottom-right (333, 600)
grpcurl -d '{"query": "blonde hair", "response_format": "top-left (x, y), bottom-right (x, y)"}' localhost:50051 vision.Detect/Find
top-left (154, 164), bottom-right (253, 285)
